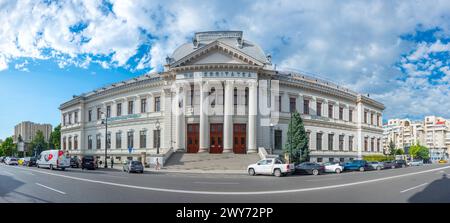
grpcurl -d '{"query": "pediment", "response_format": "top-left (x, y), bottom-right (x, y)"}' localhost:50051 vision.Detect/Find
top-left (170, 41), bottom-right (265, 67)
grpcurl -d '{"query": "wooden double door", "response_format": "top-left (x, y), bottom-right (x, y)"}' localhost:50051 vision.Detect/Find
top-left (210, 123), bottom-right (223, 153)
top-left (186, 124), bottom-right (199, 153)
top-left (233, 124), bottom-right (247, 154)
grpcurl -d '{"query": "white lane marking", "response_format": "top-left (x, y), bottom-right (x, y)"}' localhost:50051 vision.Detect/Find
top-left (6, 165), bottom-right (450, 195)
top-left (35, 183), bottom-right (66, 195)
top-left (194, 182), bottom-right (239, 185)
top-left (400, 183), bottom-right (429, 193)
top-left (1, 171), bottom-right (14, 176)
top-left (306, 177), bottom-right (341, 182)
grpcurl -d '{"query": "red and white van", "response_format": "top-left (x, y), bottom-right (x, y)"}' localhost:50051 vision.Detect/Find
top-left (36, 150), bottom-right (70, 171)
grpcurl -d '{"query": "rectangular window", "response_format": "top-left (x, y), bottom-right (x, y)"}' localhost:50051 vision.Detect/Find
top-left (106, 133), bottom-right (111, 149)
top-left (289, 97), bottom-right (296, 113)
top-left (154, 97), bottom-right (160, 112)
top-left (316, 102), bottom-right (322, 116)
top-left (68, 136), bottom-right (72, 150)
top-left (74, 112), bottom-right (78, 123)
top-left (140, 130), bottom-right (147, 148)
top-left (364, 137), bottom-right (368, 151)
top-left (106, 106), bottom-right (111, 118)
top-left (377, 138), bottom-right (380, 152)
top-left (278, 95), bottom-right (282, 112)
top-left (97, 108), bottom-right (101, 120)
top-left (328, 134), bottom-right (334, 151)
top-left (317, 157), bottom-right (323, 163)
top-left (303, 99), bottom-right (310, 115)
top-left (371, 138), bottom-right (374, 152)
top-left (371, 113), bottom-right (374, 125)
top-left (339, 107), bottom-right (343, 120)
top-left (190, 84), bottom-right (194, 106)
top-left (74, 136), bottom-right (78, 150)
top-left (377, 115), bottom-right (380, 126)
top-left (316, 133), bottom-right (322, 150)
top-left (364, 111), bottom-right (367, 124)
top-left (88, 110), bottom-right (92, 122)
top-left (127, 131), bottom-right (134, 149)
top-left (141, 99), bottom-right (147, 113)
top-left (349, 136), bottom-right (353, 151)
top-left (245, 88), bottom-right (249, 106)
top-left (328, 104), bottom-right (333, 118)
top-left (117, 103), bottom-right (122, 116)
top-left (128, 101), bottom-right (134, 114)
top-left (88, 135), bottom-right (92, 150)
top-left (329, 157), bottom-right (334, 162)
top-left (116, 132), bottom-right (122, 149)
top-left (63, 114), bottom-right (66, 126)
top-left (234, 88), bottom-right (238, 106)
top-left (340, 158), bottom-right (345, 162)
top-left (63, 137), bottom-right (66, 150)
top-left (339, 135), bottom-right (344, 151)
top-left (96, 134), bottom-right (101, 149)
top-left (349, 110), bottom-right (353, 122)
top-left (68, 113), bottom-right (72, 124)
top-left (153, 130), bottom-right (161, 148)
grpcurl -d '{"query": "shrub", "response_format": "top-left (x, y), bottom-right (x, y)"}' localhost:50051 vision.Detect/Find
top-left (363, 155), bottom-right (393, 162)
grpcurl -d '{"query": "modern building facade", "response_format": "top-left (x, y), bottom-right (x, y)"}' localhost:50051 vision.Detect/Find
top-left (59, 31), bottom-right (385, 164)
top-left (383, 116), bottom-right (450, 162)
top-left (13, 121), bottom-right (52, 143)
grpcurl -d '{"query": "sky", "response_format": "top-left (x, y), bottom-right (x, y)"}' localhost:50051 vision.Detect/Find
top-left (0, 0), bottom-right (450, 140)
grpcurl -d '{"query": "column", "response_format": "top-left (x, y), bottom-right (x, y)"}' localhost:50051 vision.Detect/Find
top-left (199, 82), bottom-right (209, 153)
top-left (248, 81), bottom-right (257, 153)
top-left (175, 86), bottom-right (185, 151)
top-left (223, 80), bottom-right (234, 153)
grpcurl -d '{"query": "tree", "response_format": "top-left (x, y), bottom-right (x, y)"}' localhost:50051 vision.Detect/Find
top-left (30, 130), bottom-right (48, 156)
top-left (395, 148), bottom-right (405, 155)
top-left (49, 124), bottom-right (60, 150)
top-left (0, 139), bottom-right (4, 156)
top-left (409, 144), bottom-right (430, 160)
top-left (284, 111), bottom-right (309, 164)
top-left (388, 140), bottom-right (396, 155)
top-left (1, 137), bottom-right (17, 157)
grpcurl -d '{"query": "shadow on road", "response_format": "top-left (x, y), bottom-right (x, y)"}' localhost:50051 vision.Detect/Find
top-left (0, 174), bottom-right (24, 197)
top-left (408, 174), bottom-right (450, 203)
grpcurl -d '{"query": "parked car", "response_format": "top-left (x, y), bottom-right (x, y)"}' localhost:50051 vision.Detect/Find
top-left (438, 159), bottom-right (448, 164)
top-left (0, 156), bottom-right (5, 163)
top-left (18, 158), bottom-right (25, 166)
top-left (383, 161), bottom-right (396, 169)
top-left (5, 157), bottom-right (19, 165)
top-left (21, 157), bottom-right (32, 166)
top-left (409, 159), bottom-right (424, 166)
top-left (36, 150), bottom-right (70, 170)
top-left (343, 160), bottom-right (372, 172)
top-left (123, 160), bottom-right (144, 173)
top-left (323, 162), bottom-right (343, 174)
top-left (295, 162), bottom-right (325, 175)
top-left (70, 157), bottom-right (81, 168)
top-left (247, 158), bottom-right (294, 177)
top-left (393, 159), bottom-right (408, 168)
top-left (81, 156), bottom-right (97, 170)
top-left (27, 157), bottom-right (37, 167)
top-left (368, 161), bottom-right (384, 171)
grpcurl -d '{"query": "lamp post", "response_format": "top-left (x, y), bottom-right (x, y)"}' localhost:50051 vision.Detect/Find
top-left (101, 111), bottom-right (108, 168)
top-left (155, 120), bottom-right (160, 154)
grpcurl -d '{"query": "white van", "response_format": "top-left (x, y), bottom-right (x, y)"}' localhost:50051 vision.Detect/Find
top-left (36, 150), bottom-right (70, 171)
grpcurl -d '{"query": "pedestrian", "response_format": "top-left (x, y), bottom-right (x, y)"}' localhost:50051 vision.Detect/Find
top-left (155, 158), bottom-right (160, 170)
top-left (111, 157), bottom-right (114, 168)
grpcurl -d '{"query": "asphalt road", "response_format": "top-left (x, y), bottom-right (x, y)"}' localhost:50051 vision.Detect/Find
top-left (1, 163), bottom-right (450, 203)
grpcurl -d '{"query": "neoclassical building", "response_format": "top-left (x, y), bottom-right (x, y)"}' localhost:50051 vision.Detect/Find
top-left (60, 31), bottom-right (385, 164)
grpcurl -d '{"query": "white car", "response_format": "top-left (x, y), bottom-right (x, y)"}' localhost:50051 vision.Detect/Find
top-left (5, 157), bottom-right (19, 165)
top-left (323, 162), bottom-right (343, 174)
top-left (36, 150), bottom-right (70, 171)
top-left (247, 158), bottom-right (294, 177)
top-left (409, 159), bottom-right (424, 166)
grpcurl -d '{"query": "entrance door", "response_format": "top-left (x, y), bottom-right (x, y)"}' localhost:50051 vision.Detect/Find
top-left (210, 124), bottom-right (223, 153)
top-left (233, 124), bottom-right (246, 154)
top-left (187, 124), bottom-right (199, 153)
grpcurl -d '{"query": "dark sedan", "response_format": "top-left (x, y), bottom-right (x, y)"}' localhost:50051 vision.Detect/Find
top-left (383, 161), bottom-right (396, 169)
top-left (81, 156), bottom-right (97, 170)
top-left (294, 162), bottom-right (325, 175)
top-left (27, 157), bottom-right (37, 167)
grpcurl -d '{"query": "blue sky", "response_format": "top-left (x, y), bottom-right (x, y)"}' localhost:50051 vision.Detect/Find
top-left (0, 0), bottom-right (450, 139)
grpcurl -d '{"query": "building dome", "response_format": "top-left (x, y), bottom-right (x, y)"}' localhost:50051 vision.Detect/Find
top-left (170, 31), bottom-right (270, 65)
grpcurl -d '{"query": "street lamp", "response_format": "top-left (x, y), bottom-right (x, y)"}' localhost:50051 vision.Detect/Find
top-left (155, 120), bottom-right (160, 154)
top-left (100, 111), bottom-right (108, 168)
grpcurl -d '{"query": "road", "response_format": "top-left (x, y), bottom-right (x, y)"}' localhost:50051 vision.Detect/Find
top-left (1, 163), bottom-right (450, 202)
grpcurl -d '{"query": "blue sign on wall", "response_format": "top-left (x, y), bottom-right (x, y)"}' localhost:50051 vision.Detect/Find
top-left (128, 147), bottom-right (133, 154)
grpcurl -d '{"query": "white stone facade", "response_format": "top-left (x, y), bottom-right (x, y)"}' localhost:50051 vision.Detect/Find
top-left (60, 31), bottom-right (385, 164)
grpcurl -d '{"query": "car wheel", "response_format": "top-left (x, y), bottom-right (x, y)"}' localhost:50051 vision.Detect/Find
top-left (376, 166), bottom-right (381, 171)
top-left (335, 168), bottom-right (341, 174)
top-left (248, 168), bottom-right (256, 176)
top-left (274, 169), bottom-right (282, 177)
top-left (359, 167), bottom-right (365, 172)
top-left (312, 169), bottom-right (319, 175)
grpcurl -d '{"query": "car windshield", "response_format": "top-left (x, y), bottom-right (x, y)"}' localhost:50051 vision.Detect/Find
top-left (10, 158), bottom-right (17, 161)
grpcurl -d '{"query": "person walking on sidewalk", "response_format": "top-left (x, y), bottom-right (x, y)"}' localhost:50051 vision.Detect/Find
top-left (155, 158), bottom-right (161, 170)
top-left (111, 157), bottom-right (114, 168)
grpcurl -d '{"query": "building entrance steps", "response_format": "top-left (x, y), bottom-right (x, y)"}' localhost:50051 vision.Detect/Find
top-left (163, 152), bottom-right (260, 171)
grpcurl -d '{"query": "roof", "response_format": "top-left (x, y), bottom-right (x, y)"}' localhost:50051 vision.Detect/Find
top-left (170, 31), bottom-right (270, 65)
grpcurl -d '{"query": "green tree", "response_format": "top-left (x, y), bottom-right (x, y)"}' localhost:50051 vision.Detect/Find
top-left (1, 137), bottom-right (17, 156)
top-left (30, 130), bottom-right (48, 156)
top-left (284, 111), bottom-right (309, 164)
top-left (395, 148), bottom-right (404, 155)
top-left (49, 125), bottom-right (60, 150)
top-left (0, 139), bottom-right (4, 156)
top-left (409, 144), bottom-right (429, 160)
top-left (388, 140), bottom-right (396, 156)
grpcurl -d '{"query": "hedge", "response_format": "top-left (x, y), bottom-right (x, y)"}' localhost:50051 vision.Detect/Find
top-left (362, 155), bottom-right (394, 162)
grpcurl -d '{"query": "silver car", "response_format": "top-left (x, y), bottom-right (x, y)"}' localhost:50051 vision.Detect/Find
top-left (123, 160), bottom-right (144, 173)
top-left (409, 159), bottom-right (424, 166)
top-left (368, 161), bottom-right (384, 170)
